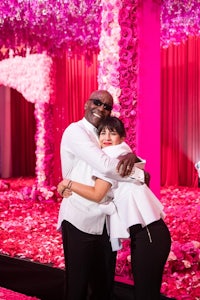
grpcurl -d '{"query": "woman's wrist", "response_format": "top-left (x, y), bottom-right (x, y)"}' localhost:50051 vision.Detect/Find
top-left (61, 179), bottom-right (72, 195)
top-left (67, 180), bottom-right (72, 190)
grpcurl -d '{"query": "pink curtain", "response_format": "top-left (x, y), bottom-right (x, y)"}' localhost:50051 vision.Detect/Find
top-left (161, 36), bottom-right (200, 187)
top-left (52, 53), bottom-right (98, 184)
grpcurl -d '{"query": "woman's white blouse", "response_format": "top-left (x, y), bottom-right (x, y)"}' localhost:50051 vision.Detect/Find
top-left (93, 142), bottom-right (165, 243)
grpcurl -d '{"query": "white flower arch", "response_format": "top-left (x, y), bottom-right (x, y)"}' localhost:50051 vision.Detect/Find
top-left (0, 53), bottom-right (55, 190)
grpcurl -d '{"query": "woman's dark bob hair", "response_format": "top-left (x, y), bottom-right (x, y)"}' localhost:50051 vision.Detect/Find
top-left (97, 116), bottom-right (126, 138)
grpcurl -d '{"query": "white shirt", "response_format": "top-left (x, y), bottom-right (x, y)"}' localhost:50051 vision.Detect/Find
top-left (94, 142), bottom-right (165, 242)
top-left (57, 118), bottom-right (134, 234)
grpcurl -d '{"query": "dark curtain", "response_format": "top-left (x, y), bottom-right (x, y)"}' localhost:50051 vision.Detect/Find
top-left (10, 89), bottom-right (36, 177)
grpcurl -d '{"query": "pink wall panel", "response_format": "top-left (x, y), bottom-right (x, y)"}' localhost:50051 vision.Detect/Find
top-left (137, 0), bottom-right (161, 197)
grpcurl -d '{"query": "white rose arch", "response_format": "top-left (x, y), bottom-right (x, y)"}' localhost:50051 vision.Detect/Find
top-left (0, 53), bottom-right (55, 193)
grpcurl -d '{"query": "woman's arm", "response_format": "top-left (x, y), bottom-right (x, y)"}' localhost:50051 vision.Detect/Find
top-left (58, 178), bottom-right (111, 203)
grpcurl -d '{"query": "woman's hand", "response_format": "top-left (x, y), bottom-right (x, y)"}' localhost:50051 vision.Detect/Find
top-left (57, 179), bottom-right (72, 197)
top-left (117, 153), bottom-right (140, 177)
top-left (62, 188), bottom-right (72, 198)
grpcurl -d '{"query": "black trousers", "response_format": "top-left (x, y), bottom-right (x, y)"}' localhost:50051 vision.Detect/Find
top-left (130, 219), bottom-right (171, 300)
top-left (61, 220), bottom-right (117, 300)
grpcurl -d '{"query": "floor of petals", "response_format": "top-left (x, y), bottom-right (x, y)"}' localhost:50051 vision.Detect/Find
top-left (0, 286), bottom-right (39, 300)
top-left (0, 178), bottom-right (199, 300)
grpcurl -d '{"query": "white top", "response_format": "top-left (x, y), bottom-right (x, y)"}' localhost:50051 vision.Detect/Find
top-left (93, 142), bottom-right (165, 243)
top-left (57, 118), bottom-right (139, 234)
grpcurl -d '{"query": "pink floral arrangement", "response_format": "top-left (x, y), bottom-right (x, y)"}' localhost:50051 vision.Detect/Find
top-left (98, 0), bottom-right (122, 109)
top-left (98, 0), bottom-right (138, 151)
top-left (118, 0), bottom-right (138, 152)
top-left (0, 54), bottom-right (53, 103)
top-left (0, 287), bottom-right (39, 300)
top-left (0, 180), bottom-right (10, 191)
top-left (161, 0), bottom-right (200, 48)
top-left (0, 0), bottom-right (199, 58)
top-left (1, 1), bottom-right (199, 201)
top-left (0, 0), bottom-right (102, 58)
top-left (0, 182), bottom-right (199, 299)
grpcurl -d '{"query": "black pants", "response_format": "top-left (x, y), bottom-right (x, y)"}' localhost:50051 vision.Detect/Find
top-left (130, 219), bottom-right (171, 300)
top-left (61, 220), bottom-right (117, 300)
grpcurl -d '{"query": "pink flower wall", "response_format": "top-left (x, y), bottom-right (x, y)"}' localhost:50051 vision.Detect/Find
top-left (0, 0), bottom-right (200, 197)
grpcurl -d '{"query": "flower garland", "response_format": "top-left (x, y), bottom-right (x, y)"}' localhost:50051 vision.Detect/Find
top-left (118, 0), bottom-right (138, 152)
top-left (0, 1), bottom-right (199, 58)
top-left (0, 0), bottom-right (102, 58)
top-left (98, 0), bottom-right (138, 151)
top-left (34, 102), bottom-right (55, 190)
top-left (98, 0), bottom-right (122, 112)
top-left (0, 53), bottom-right (53, 104)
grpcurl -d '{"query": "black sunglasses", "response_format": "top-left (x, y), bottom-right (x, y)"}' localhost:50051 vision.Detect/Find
top-left (89, 98), bottom-right (113, 112)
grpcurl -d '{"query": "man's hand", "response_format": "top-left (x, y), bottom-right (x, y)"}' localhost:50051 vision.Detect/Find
top-left (117, 153), bottom-right (140, 177)
top-left (144, 171), bottom-right (150, 187)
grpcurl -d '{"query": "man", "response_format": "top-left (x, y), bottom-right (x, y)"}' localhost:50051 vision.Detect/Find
top-left (57, 90), bottom-right (140, 300)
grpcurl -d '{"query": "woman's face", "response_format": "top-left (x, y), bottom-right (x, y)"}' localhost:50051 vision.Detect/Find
top-left (99, 127), bottom-right (124, 148)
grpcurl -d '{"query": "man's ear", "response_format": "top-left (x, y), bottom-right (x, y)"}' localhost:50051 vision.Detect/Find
top-left (84, 101), bottom-right (89, 110)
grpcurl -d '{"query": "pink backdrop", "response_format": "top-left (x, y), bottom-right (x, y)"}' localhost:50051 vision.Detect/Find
top-left (137, 1), bottom-right (161, 197)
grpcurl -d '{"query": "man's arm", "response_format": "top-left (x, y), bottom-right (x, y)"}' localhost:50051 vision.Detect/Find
top-left (61, 123), bottom-right (141, 181)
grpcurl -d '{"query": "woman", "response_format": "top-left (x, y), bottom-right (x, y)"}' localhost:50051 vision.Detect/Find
top-left (58, 116), bottom-right (171, 300)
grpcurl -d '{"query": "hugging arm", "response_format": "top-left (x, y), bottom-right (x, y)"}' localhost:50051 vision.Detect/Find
top-left (57, 178), bottom-right (111, 202)
top-left (61, 124), bottom-right (142, 180)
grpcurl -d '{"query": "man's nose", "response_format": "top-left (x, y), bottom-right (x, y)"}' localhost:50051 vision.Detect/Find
top-left (98, 104), bottom-right (105, 111)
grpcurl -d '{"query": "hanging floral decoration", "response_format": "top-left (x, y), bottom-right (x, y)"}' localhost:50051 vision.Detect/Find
top-left (0, 0), bottom-right (102, 59)
top-left (0, 0), bottom-right (199, 58)
top-left (97, 0), bottom-right (122, 112)
top-left (0, 53), bottom-right (53, 103)
top-left (161, 0), bottom-right (200, 48)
